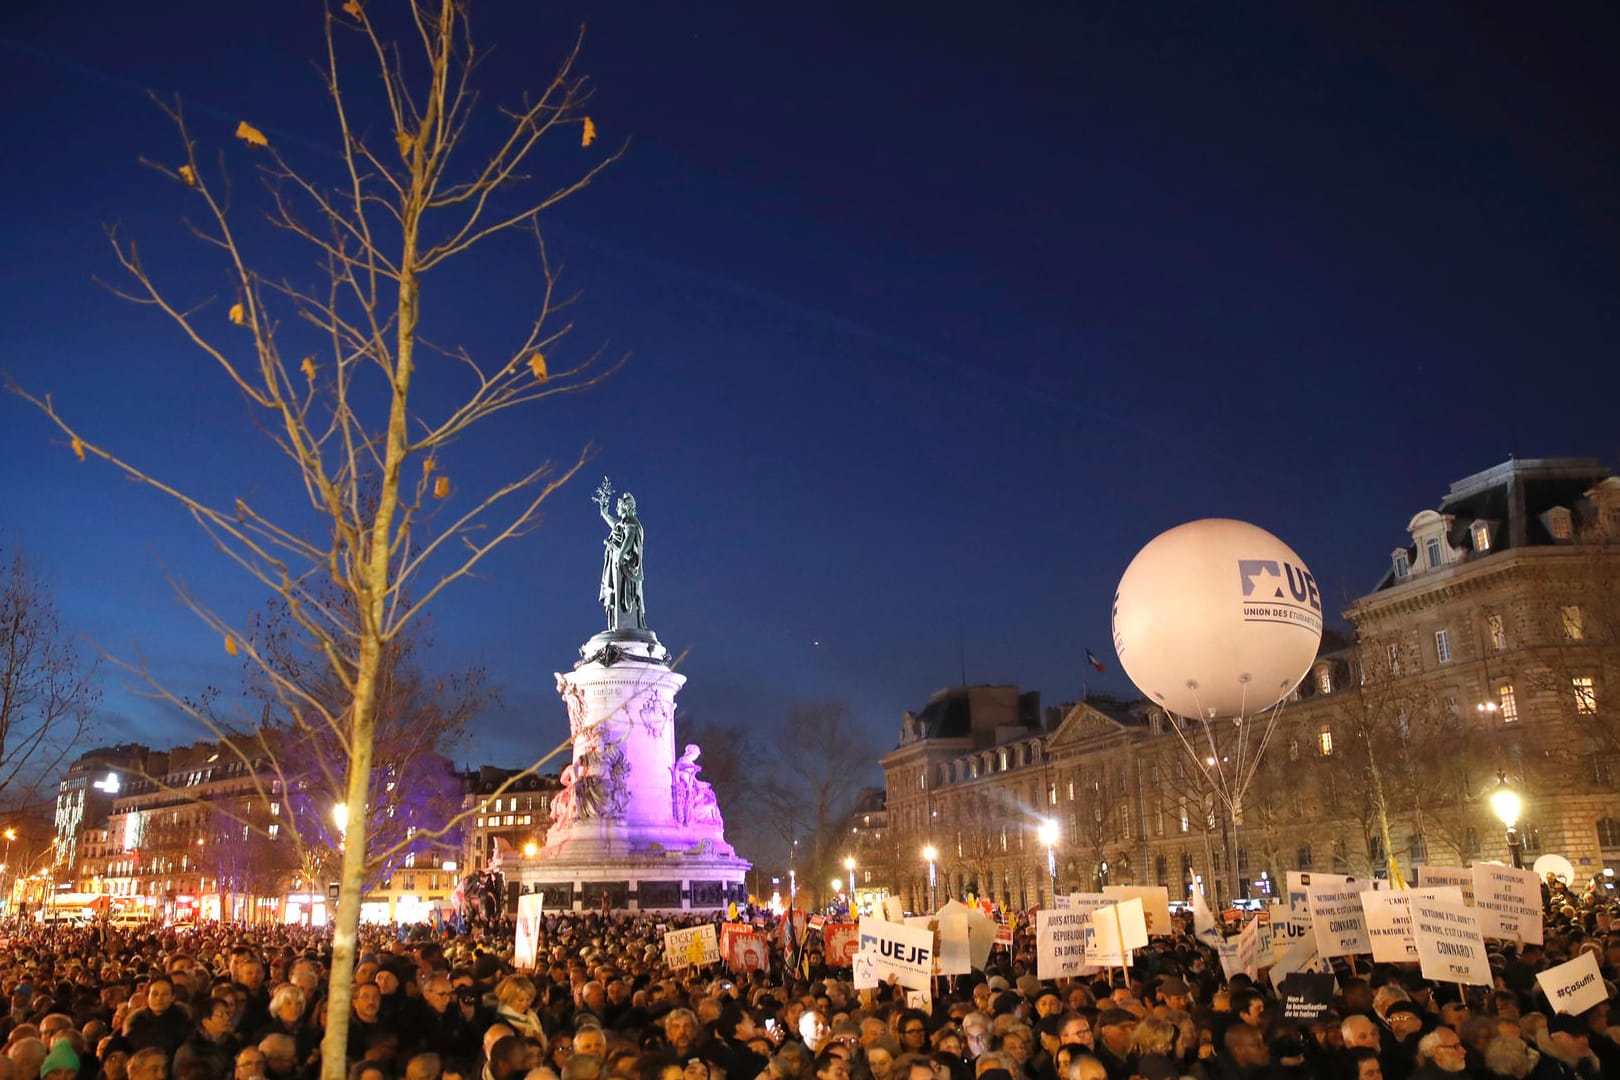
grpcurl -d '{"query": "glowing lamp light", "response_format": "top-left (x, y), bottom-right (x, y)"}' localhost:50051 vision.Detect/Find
top-left (922, 845), bottom-right (937, 862)
top-left (843, 856), bottom-right (855, 872)
top-left (522, 842), bottom-right (538, 858)
top-left (1037, 820), bottom-right (1059, 848)
top-left (1491, 773), bottom-right (1521, 829)
top-left (93, 772), bottom-right (121, 794)
top-left (831, 878), bottom-right (843, 893)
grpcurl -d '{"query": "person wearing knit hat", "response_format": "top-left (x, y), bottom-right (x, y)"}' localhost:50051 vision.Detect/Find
top-left (40, 1040), bottom-right (80, 1080)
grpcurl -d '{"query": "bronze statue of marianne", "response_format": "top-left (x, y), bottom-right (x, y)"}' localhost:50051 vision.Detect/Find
top-left (594, 476), bottom-right (646, 631)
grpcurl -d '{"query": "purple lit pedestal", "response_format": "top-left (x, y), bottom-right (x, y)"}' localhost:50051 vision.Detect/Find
top-left (501, 630), bottom-right (750, 912)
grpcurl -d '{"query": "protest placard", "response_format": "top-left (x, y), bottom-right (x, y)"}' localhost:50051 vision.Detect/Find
top-left (994, 924), bottom-right (1013, 948)
top-left (883, 897), bottom-right (906, 923)
top-left (1236, 915), bottom-right (1263, 979)
top-left (852, 950), bottom-right (880, 989)
top-left (1216, 941), bottom-right (1244, 980)
top-left (1536, 951), bottom-right (1607, 1015)
top-left (858, 916), bottom-right (935, 989)
top-left (936, 906), bottom-right (972, 975)
top-left (1308, 876), bottom-right (1380, 958)
top-left (664, 924), bottom-right (720, 969)
top-left (1271, 934), bottom-right (1332, 981)
top-left (1192, 889), bottom-right (1223, 948)
top-left (513, 893), bottom-right (544, 970)
top-left (1278, 972), bottom-right (1336, 1021)
top-left (1052, 894), bottom-right (1072, 910)
top-left (1265, 902), bottom-right (1310, 966)
top-left (1410, 891), bottom-right (1491, 986)
top-left (1115, 897), bottom-right (1148, 951)
top-left (1085, 905), bottom-right (1128, 967)
top-left (808, 914), bottom-right (827, 932)
top-left (720, 923), bottom-right (769, 974)
top-left (823, 922), bottom-right (860, 966)
top-left (1360, 890), bottom-right (1420, 964)
top-left (1037, 908), bottom-right (1092, 980)
top-left (1471, 863), bottom-right (1544, 945)
top-left (1415, 866), bottom-right (1476, 905)
top-left (1103, 886), bottom-right (1171, 936)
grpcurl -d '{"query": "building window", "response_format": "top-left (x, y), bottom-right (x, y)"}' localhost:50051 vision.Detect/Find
top-left (1425, 537), bottom-right (1443, 569)
top-left (1410, 832), bottom-right (1427, 863)
top-left (1154, 854), bottom-right (1167, 882)
top-left (268, 824), bottom-right (279, 839)
top-left (998, 749), bottom-right (1008, 772)
top-left (1393, 550), bottom-right (1409, 580)
top-left (1296, 844), bottom-right (1312, 870)
top-left (1563, 605), bottom-right (1585, 641)
top-left (1573, 676), bottom-right (1598, 715)
top-left (1387, 643), bottom-right (1402, 676)
top-left (1435, 629), bottom-right (1451, 664)
top-left (1597, 818), bottom-right (1620, 849)
top-left (1047, 785), bottom-right (1056, 806)
top-left (1499, 684), bottom-right (1518, 723)
top-left (1317, 667), bottom-right (1333, 695)
top-left (1318, 726), bottom-right (1334, 756)
top-left (1471, 521), bottom-right (1491, 552)
top-left (919, 771), bottom-right (926, 790)
top-left (1488, 614), bottom-right (1507, 651)
top-left (1546, 508), bottom-right (1573, 540)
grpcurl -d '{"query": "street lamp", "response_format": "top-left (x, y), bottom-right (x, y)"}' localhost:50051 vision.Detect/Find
top-left (1491, 771), bottom-right (1524, 869)
top-left (1037, 819), bottom-right (1059, 906)
top-left (923, 845), bottom-right (938, 912)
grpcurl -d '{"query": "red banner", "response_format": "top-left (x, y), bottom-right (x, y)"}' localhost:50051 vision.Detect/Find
top-left (721, 923), bottom-right (770, 975)
top-left (823, 921), bottom-right (860, 966)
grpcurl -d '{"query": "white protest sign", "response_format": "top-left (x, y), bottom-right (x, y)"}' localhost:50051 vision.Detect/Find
top-left (1052, 894), bottom-right (1072, 910)
top-left (1103, 885), bottom-right (1172, 936)
top-left (1236, 915), bottom-right (1263, 979)
top-left (1359, 891), bottom-right (1414, 964)
top-left (1308, 877), bottom-right (1380, 958)
top-left (905, 987), bottom-right (933, 1014)
top-left (936, 907), bottom-right (972, 975)
top-left (1410, 891), bottom-right (1492, 986)
top-left (1536, 951), bottom-right (1607, 1015)
top-left (1284, 872), bottom-right (1316, 921)
top-left (858, 916), bottom-right (934, 989)
top-left (664, 924), bottom-right (720, 969)
top-left (1266, 902), bottom-right (1310, 966)
top-left (1115, 897), bottom-right (1149, 951)
top-left (1085, 905), bottom-right (1128, 967)
top-left (1217, 940), bottom-right (1244, 979)
top-left (1471, 863), bottom-right (1544, 945)
top-left (1416, 866), bottom-right (1476, 905)
top-left (1192, 889), bottom-right (1223, 948)
top-left (513, 893), bottom-right (545, 970)
top-left (957, 902), bottom-right (997, 971)
top-left (851, 949), bottom-right (880, 989)
top-left (883, 896), bottom-right (906, 922)
top-left (1037, 908), bottom-right (1092, 980)
top-left (1271, 934), bottom-right (1333, 981)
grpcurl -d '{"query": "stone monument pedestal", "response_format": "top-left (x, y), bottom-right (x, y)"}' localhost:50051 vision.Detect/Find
top-left (501, 629), bottom-right (750, 911)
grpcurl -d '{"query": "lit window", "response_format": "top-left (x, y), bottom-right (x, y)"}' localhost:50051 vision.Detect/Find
top-left (1067, 780), bottom-right (1075, 801)
top-left (405, 851), bottom-right (417, 868)
top-left (475, 817), bottom-right (485, 828)
top-left (1499, 684), bottom-right (1518, 722)
top-left (1435, 629), bottom-right (1452, 664)
top-left (268, 824), bottom-right (279, 839)
top-left (1317, 667), bottom-right (1333, 695)
top-left (1563, 606), bottom-right (1585, 641)
top-left (1318, 726), bottom-right (1334, 756)
top-left (1546, 509), bottom-right (1573, 540)
top-left (1425, 538), bottom-right (1443, 568)
top-left (1574, 677), bottom-right (1599, 716)
top-left (1488, 614), bottom-right (1506, 651)
top-left (1047, 785), bottom-right (1056, 806)
top-left (1472, 521), bottom-right (1491, 552)
top-left (1387, 643), bottom-right (1402, 676)
top-left (998, 749), bottom-right (1008, 772)
top-left (1393, 551), bottom-right (1409, 580)
top-left (919, 771), bottom-right (926, 790)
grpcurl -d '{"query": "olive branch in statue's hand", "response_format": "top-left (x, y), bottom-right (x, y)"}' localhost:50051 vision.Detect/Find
top-left (593, 476), bottom-right (613, 510)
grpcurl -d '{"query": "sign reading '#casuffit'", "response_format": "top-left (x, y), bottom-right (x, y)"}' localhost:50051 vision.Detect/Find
top-left (1536, 951), bottom-right (1607, 1015)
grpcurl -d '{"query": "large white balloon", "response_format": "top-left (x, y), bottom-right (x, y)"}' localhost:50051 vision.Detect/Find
top-left (1112, 518), bottom-right (1322, 719)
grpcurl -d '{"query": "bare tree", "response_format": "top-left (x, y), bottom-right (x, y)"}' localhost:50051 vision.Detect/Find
top-left (0, 546), bottom-right (99, 809)
top-left (759, 702), bottom-right (878, 904)
top-left (10, 5), bottom-right (619, 1075)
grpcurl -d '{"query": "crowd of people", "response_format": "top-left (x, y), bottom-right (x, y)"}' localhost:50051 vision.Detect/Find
top-left (2, 877), bottom-right (1617, 1080)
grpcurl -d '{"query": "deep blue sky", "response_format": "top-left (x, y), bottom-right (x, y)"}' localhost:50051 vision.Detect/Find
top-left (3, 3), bottom-right (1618, 779)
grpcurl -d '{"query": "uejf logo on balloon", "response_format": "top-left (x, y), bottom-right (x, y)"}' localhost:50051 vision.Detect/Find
top-left (1237, 558), bottom-right (1323, 636)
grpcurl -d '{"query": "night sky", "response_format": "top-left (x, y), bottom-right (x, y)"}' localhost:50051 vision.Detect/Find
top-left (3, 3), bottom-right (1618, 783)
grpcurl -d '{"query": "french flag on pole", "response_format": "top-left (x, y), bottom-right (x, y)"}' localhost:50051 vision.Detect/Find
top-left (1085, 649), bottom-right (1106, 673)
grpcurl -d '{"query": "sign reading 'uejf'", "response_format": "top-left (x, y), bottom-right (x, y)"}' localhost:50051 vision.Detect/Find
top-left (857, 917), bottom-right (934, 990)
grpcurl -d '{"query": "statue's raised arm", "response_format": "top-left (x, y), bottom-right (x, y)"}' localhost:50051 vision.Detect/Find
top-left (595, 476), bottom-right (647, 631)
